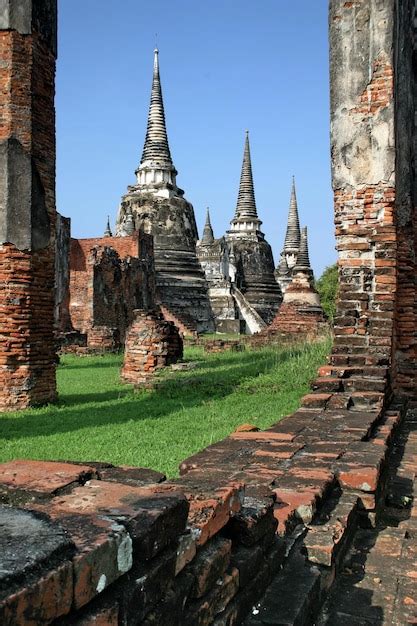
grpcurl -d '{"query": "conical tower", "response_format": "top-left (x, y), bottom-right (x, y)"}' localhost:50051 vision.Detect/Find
top-left (267, 224), bottom-right (327, 336)
top-left (116, 49), bottom-right (214, 333)
top-left (282, 177), bottom-right (301, 267)
top-left (133, 48), bottom-right (179, 198)
top-left (293, 226), bottom-right (313, 275)
top-left (225, 131), bottom-right (282, 325)
top-left (275, 177), bottom-right (302, 292)
top-left (140, 48), bottom-right (172, 165)
top-left (104, 216), bottom-right (112, 238)
top-left (201, 208), bottom-right (215, 245)
top-left (229, 131), bottom-right (262, 235)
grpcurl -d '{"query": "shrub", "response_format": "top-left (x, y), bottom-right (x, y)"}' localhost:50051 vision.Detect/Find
top-left (316, 263), bottom-right (338, 321)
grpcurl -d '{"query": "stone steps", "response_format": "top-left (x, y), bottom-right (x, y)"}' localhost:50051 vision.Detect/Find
top-left (241, 402), bottom-right (410, 626)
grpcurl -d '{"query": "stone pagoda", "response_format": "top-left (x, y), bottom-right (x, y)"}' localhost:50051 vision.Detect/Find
top-left (275, 177), bottom-right (301, 293)
top-left (224, 132), bottom-right (282, 324)
top-left (116, 49), bottom-right (213, 334)
top-left (267, 226), bottom-right (327, 336)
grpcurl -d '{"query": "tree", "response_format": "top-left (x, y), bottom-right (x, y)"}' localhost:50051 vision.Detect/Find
top-left (316, 263), bottom-right (338, 321)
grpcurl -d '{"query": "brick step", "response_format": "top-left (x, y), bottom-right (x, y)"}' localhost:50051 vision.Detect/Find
top-left (318, 364), bottom-right (388, 380)
top-left (312, 376), bottom-right (386, 394)
top-left (302, 391), bottom-right (384, 412)
top-left (342, 376), bottom-right (387, 393)
top-left (159, 304), bottom-right (198, 336)
top-left (328, 353), bottom-right (388, 367)
top-left (302, 492), bottom-right (360, 569)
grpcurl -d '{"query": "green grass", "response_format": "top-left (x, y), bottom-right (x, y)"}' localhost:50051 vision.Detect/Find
top-left (0, 339), bottom-right (331, 477)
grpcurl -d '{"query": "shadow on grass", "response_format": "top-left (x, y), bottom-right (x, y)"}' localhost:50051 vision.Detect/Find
top-left (59, 358), bottom-right (123, 370)
top-left (1, 347), bottom-right (300, 442)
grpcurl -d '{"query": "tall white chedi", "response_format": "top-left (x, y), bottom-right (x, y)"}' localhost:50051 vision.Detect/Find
top-left (116, 49), bottom-right (213, 333)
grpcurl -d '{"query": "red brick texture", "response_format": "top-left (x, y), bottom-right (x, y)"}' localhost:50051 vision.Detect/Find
top-left (121, 309), bottom-right (183, 385)
top-left (0, 25), bottom-right (57, 410)
top-left (69, 232), bottom-right (155, 347)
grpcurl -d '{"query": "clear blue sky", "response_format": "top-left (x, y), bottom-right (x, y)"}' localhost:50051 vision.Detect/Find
top-left (56, 1), bottom-right (335, 276)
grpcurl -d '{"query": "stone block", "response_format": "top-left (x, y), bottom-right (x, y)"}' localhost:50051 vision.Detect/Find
top-left (0, 506), bottom-right (74, 623)
top-left (225, 494), bottom-right (277, 546)
top-left (188, 537), bottom-right (232, 598)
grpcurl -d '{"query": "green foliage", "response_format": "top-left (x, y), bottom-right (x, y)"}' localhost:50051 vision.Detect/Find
top-left (0, 339), bottom-right (331, 477)
top-left (316, 263), bottom-right (339, 321)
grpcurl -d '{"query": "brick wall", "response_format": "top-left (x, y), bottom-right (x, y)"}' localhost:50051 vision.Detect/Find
top-left (329, 0), bottom-right (417, 400)
top-left (0, 3), bottom-right (58, 410)
top-left (69, 232), bottom-right (155, 346)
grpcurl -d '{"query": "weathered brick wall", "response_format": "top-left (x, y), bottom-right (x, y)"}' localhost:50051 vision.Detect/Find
top-left (0, 401), bottom-right (407, 624)
top-left (69, 232), bottom-right (155, 346)
top-left (0, 2), bottom-right (58, 410)
top-left (329, 0), bottom-right (416, 399)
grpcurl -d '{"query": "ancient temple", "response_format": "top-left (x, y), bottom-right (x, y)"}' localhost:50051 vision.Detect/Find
top-left (275, 178), bottom-right (302, 293)
top-left (224, 132), bottom-right (282, 325)
top-left (116, 49), bottom-right (213, 334)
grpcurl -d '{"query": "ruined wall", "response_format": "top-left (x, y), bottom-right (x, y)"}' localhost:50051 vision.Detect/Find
top-left (54, 213), bottom-right (72, 333)
top-left (0, 0), bottom-right (57, 410)
top-left (329, 0), bottom-right (416, 399)
top-left (69, 232), bottom-right (155, 346)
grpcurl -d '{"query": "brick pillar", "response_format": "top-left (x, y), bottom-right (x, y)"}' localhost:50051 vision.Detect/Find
top-left (0, 1), bottom-right (58, 410)
top-left (329, 0), bottom-right (417, 398)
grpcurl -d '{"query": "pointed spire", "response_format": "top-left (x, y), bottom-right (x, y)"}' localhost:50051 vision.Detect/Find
top-left (202, 208), bottom-right (214, 245)
top-left (124, 208), bottom-right (135, 236)
top-left (104, 216), bottom-right (112, 238)
top-left (283, 176), bottom-right (301, 253)
top-left (141, 49), bottom-right (172, 165)
top-left (233, 131), bottom-right (259, 221)
top-left (293, 226), bottom-right (312, 273)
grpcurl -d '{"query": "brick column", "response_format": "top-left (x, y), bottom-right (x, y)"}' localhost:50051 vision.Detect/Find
top-left (0, 1), bottom-right (58, 410)
top-left (329, 0), bottom-right (417, 399)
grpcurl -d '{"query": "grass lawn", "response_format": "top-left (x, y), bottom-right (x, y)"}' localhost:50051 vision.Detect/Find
top-left (0, 339), bottom-right (331, 477)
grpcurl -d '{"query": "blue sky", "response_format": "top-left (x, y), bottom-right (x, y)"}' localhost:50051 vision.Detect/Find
top-left (56, 1), bottom-right (334, 276)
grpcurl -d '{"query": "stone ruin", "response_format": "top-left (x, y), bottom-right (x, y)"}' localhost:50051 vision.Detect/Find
top-left (64, 231), bottom-right (155, 352)
top-left (0, 1), bottom-right (417, 625)
top-left (121, 309), bottom-right (183, 386)
top-left (275, 177), bottom-right (306, 293)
